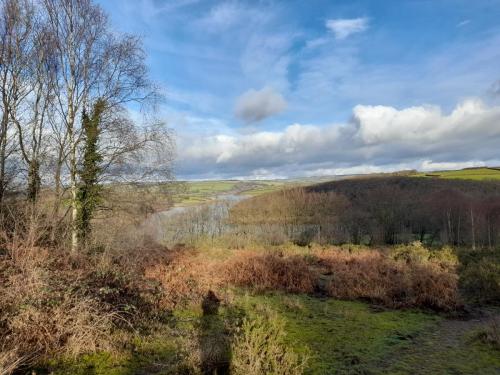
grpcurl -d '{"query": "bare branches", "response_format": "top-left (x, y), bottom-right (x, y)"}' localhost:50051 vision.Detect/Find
top-left (0, 0), bottom-right (174, 250)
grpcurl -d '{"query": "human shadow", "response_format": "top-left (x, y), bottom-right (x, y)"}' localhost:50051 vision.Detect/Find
top-left (198, 290), bottom-right (231, 375)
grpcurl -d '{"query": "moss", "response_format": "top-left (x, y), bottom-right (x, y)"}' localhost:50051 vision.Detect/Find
top-left (42, 352), bottom-right (131, 375)
top-left (42, 328), bottom-right (183, 375)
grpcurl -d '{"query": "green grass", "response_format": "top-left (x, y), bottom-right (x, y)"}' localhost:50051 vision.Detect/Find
top-left (382, 323), bottom-right (500, 375)
top-left (40, 292), bottom-right (500, 375)
top-left (235, 293), bottom-right (500, 375)
top-left (414, 167), bottom-right (500, 181)
top-left (42, 340), bottom-right (181, 375)
top-left (235, 293), bottom-right (441, 375)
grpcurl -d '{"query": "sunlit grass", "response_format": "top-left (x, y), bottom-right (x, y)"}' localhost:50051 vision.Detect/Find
top-left (414, 167), bottom-right (500, 181)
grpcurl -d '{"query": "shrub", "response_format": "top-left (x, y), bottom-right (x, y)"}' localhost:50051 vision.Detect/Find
top-left (460, 257), bottom-right (500, 304)
top-left (0, 246), bottom-right (115, 373)
top-left (223, 252), bottom-right (316, 294)
top-left (231, 314), bottom-right (308, 375)
top-left (0, 234), bottom-right (169, 374)
top-left (6, 296), bottom-right (113, 358)
top-left (477, 317), bottom-right (500, 350)
top-left (0, 349), bottom-right (27, 375)
top-left (217, 247), bottom-right (461, 311)
top-left (430, 246), bottom-right (459, 270)
top-left (318, 249), bottom-right (460, 311)
top-left (390, 241), bottom-right (430, 263)
top-left (144, 249), bottom-right (224, 308)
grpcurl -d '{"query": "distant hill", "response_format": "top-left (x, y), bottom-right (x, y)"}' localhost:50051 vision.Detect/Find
top-left (412, 167), bottom-right (500, 181)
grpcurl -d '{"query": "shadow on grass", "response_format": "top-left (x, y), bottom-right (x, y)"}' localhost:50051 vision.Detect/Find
top-left (199, 290), bottom-right (232, 375)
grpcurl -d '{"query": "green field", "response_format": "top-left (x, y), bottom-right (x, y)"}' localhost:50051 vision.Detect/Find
top-left (173, 180), bottom-right (240, 205)
top-left (414, 167), bottom-right (500, 181)
top-left (172, 180), bottom-right (292, 205)
top-left (171, 176), bottom-right (343, 205)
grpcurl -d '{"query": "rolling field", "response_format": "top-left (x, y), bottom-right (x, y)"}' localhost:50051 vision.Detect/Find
top-left (414, 167), bottom-right (500, 181)
top-left (172, 180), bottom-right (293, 205)
top-left (172, 167), bottom-right (500, 207)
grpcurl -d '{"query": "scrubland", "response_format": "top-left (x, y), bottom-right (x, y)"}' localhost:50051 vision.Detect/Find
top-left (2, 177), bottom-right (500, 375)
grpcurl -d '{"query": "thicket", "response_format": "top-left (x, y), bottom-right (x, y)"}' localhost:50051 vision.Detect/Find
top-left (222, 246), bottom-right (460, 311)
top-left (230, 177), bottom-right (500, 248)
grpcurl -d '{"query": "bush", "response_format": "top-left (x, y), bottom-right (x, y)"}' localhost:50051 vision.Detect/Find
top-left (390, 241), bottom-right (431, 263)
top-left (430, 246), bottom-right (459, 270)
top-left (221, 247), bottom-right (459, 311)
top-left (318, 249), bottom-right (460, 311)
top-left (460, 257), bottom-right (500, 304)
top-left (0, 233), bottom-right (169, 374)
top-left (231, 314), bottom-right (308, 375)
top-left (223, 252), bottom-right (316, 294)
top-left (477, 317), bottom-right (500, 350)
top-left (0, 245), bottom-right (115, 373)
top-left (144, 248), bottom-right (224, 308)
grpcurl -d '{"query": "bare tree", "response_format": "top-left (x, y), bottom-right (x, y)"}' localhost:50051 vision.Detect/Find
top-left (10, 7), bottom-right (57, 203)
top-left (0, 0), bottom-right (173, 249)
top-left (42, 0), bottom-right (157, 252)
top-left (0, 0), bottom-right (35, 206)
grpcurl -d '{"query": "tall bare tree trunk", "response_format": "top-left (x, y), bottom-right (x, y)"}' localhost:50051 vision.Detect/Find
top-left (67, 106), bottom-right (78, 253)
top-left (0, 117), bottom-right (7, 207)
top-left (0, 96), bottom-right (9, 208)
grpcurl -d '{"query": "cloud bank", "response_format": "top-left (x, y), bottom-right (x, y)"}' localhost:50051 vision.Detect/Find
top-left (234, 87), bottom-right (287, 123)
top-left (177, 99), bottom-right (500, 179)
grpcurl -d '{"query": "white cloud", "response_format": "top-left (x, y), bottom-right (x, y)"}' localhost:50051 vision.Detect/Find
top-left (235, 87), bottom-right (287, 123)
top-left (420, 160), bottom-right (485, 171)
top-left (326, 17), bottom-right (369, 40)
top-left (177, 99), bottom-right (500, 179)
top-left (196, 2), bottom-right (246, 31)
top-left (457, 20), bottom-right (471, 27)
top-left (194, 1), bottom-right (272, 33)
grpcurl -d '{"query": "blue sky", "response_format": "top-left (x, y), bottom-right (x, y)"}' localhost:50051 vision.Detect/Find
top-left (98, 0), bottom-right (500, 179)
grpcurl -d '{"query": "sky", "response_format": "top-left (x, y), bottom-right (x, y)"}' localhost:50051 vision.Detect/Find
top-left (97, 0), bottom-right (500, 180)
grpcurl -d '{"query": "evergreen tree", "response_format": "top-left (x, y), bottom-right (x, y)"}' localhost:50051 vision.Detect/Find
top-left (76, 99), bottom-right (105, 241)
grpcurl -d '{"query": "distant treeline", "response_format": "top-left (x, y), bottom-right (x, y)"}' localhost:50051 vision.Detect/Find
top-left (229, 177), bottom-right (500, 247)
